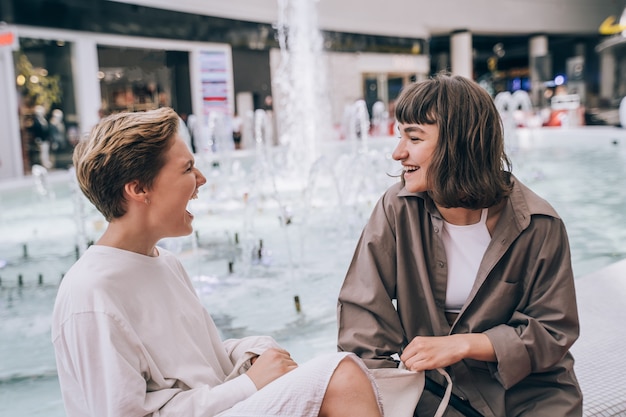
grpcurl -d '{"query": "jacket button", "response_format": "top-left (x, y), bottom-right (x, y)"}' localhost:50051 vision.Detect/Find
top-left (433, 226), bottom-right (439, 233)
top-left (437, 261), bottom-right (444, 268)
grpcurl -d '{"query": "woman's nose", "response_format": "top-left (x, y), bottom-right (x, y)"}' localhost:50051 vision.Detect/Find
top-left (196, 169), bottom-right (207, 186)
top-left (392, 140), bottom-right (407, 161)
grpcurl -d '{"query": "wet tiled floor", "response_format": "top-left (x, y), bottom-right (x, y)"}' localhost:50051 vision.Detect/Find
top-left (571, 259), bottom-right (626, 416)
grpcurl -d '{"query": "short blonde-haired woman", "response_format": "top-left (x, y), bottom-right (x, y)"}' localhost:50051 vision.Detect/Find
top-left (52, 107), bottom-right (382, 417)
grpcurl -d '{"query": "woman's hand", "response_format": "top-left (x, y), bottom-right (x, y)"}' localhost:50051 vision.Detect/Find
top-left (400, 334), bottom-right (496, 372)
top-left (245, 348), bottom-right (298, 389)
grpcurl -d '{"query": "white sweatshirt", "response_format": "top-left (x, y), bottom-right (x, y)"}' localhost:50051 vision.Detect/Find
top-left (51, 245), bottom-right (279, 417)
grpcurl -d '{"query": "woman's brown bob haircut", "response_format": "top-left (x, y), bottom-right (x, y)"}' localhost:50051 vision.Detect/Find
top-left (395, 73), bottom-right (512, 209)
top-left (73, 107), bottom-right (180, 221)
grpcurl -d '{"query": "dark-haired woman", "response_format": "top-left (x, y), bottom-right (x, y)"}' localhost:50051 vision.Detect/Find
top-left (338, 73), bottom-right (582, 416)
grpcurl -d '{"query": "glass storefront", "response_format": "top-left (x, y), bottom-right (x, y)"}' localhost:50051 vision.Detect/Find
top-left (97, 45), bottom-right (191, 117)
top-left (12, 39), bottom-right (195, 175)
top-left (13, 37), bottom-right (77, 173)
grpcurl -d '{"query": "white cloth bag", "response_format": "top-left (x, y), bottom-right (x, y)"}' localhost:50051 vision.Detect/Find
top-left (371, 359), bottom-right (452, 417)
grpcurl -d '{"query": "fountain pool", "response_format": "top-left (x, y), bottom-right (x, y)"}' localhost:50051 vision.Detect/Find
top-left (2, 127), bottom-right (626, 416)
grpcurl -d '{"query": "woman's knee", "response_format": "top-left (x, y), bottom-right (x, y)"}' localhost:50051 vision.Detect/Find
top-left (329, 356), bottom-right (371, 391)
top-left (322, 356), bottom-right (382, 417)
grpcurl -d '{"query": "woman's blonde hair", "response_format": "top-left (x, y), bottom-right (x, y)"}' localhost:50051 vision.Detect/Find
top-left (395, 72), bottom-right (512, 208)
top-left (73, 107), bottom-right (180, 221)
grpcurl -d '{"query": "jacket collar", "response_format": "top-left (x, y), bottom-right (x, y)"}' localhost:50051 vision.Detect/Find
top-left (395, 173), bottom-right (560, 228)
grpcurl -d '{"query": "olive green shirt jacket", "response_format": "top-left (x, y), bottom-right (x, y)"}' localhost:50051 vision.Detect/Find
top-left (337, 175), bottom-right (582, 417)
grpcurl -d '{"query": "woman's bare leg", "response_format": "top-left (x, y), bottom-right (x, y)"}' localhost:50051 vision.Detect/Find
top-left (319, 357), bottom-right (382, 417)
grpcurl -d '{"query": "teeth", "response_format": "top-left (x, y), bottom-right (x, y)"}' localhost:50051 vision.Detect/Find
top-left (403, 166), bottom-right (418, 172)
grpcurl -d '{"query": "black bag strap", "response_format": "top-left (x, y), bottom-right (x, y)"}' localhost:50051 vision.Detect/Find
top-left (417, 376), bottom-right (484, 417)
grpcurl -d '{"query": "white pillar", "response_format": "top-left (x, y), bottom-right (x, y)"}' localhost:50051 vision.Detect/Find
top-left (236, 91), bottom-right (255, 150)
top-left (599, 50), bottom-right (616, 103)
top-left (450, 30), bottom-right (472, 79)
top-left (0, 44), bottom-right (24, 179)
top-left (72, 39), bottom-right (101, 136)
top-left (529, 35), bottom-right (548, 63)
top-left (376, 73), bottom-right (388, 104)
top-left (529, 34), bottom-right (549, 107)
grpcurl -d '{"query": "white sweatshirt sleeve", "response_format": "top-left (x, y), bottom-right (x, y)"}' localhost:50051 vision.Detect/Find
top-left (53, 312), bottom-right (257, 417)
top-left (222, 335), bottom-right (282, 379)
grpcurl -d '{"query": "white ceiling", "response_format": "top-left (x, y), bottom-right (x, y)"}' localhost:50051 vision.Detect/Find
top-left (108, 0), bottom-right (625, 39)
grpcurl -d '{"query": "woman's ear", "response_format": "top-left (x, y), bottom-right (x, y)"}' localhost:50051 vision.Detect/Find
top-left (124, 180), bottom-right (148, 204)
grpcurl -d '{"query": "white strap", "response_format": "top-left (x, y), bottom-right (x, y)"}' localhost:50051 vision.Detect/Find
top-left (434, 368), bottom-right (453, 417)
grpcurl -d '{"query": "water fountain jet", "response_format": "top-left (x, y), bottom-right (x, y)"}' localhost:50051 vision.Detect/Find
top-left (273, 0), bottom-right (332, 182)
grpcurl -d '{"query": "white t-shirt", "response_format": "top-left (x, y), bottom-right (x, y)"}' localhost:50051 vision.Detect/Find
top-left (442, 208), bottom-right (492, 312)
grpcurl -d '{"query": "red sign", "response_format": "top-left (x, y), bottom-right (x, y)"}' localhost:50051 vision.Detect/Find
top-left (0, 31), bottom-right (14, 46)
top-left (0, 27), bottom-right (17, 49)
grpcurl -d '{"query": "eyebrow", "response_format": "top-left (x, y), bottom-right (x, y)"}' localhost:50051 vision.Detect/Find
top-left (402, 125), bottom-right (426, 134)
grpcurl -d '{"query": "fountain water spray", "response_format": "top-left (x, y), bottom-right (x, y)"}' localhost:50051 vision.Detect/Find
top-left (250, 0), bottom-right (335, 313)
top-left (274, 0), bottom-right (332, 180)
top-left (69, 167), bottom-right (89, 258)
top-left (348, 99), bottom-right (371, 154)
top-left (31, 164), bottom-right (55, 199)
top-left (494, 90), bottom-right (534, 152)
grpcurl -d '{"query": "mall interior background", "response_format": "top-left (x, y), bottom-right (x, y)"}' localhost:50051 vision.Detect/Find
top-left (1, 0), bottom-right (625, 180)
